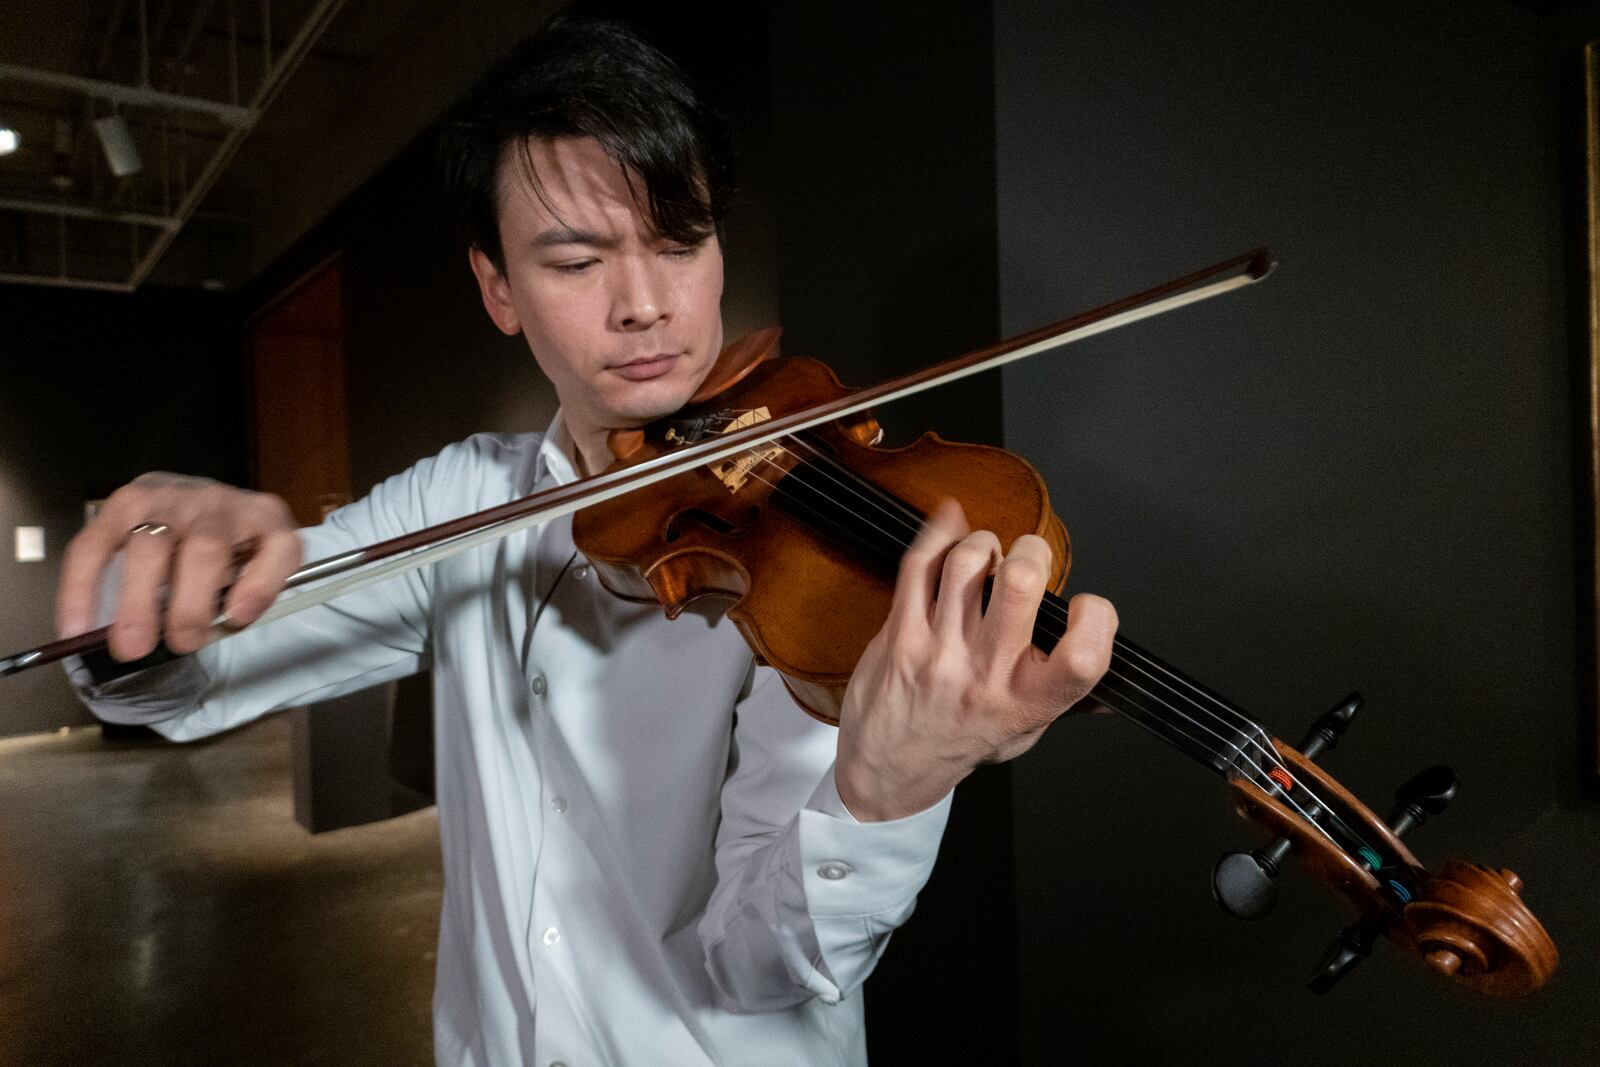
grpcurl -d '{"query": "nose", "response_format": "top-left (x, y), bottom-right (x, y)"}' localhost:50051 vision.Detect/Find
top-left (611, 255), bottom-right (667, 332)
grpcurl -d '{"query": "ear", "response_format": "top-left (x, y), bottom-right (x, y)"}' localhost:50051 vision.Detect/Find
top-left (468, 248), bottom-right (521, 336)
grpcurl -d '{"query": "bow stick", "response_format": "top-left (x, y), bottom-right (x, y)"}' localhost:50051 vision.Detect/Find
top-left (0, 247), bottom-right (1273, 679)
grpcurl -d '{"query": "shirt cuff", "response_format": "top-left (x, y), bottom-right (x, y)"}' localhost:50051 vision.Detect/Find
top-left (64, 648), bottom-right (212, 727)
top-left (797, 770), bottom-right (953, 919)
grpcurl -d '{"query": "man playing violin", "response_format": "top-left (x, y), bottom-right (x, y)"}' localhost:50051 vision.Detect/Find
top-left (57, 17), bottom-right (1117, 1066)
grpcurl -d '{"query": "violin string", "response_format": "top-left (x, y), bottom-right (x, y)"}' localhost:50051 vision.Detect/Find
top-left (708, 414), bottom-right (1280, 753)
top-left (702, 416), bottom-right (1345, 843)
top-left (727, 440), bottom-right (1344, 848)
top-left (707, 413), bottom-right (1276, 754)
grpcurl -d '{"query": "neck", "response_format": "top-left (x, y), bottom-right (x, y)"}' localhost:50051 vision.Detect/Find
top-left (563, 416), bottom-right (617, 478)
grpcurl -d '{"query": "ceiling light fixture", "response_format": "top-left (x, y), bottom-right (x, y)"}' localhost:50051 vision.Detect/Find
top-left (93, 114), bottom-right (142, 177)
top-left (0, 124), bottom-right (18, 156)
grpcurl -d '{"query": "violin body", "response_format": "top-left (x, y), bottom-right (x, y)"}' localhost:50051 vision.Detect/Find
top-left (574, 338), bottom-right (1069, 725)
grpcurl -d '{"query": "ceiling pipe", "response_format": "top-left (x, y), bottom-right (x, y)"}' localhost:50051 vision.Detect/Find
top-left (127, 0), bottom-right (348, 289)
top-left (92, 0), bottom-right (131, 76)
top-left (0, 63), bottom-right (256, 127)
top-left (0, 271), bottom-right (135, 294)
top-left (0, 196), bottom-right (177, 230)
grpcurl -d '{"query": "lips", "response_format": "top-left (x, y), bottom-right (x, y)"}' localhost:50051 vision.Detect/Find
top-left (610, 353), bottom-right (681, 382)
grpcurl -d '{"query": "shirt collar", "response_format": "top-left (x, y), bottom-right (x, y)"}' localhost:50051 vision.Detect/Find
top-left (535, 407), bottom-right (581, 488)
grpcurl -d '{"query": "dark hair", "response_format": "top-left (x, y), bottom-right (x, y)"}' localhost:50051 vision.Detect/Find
top-left (436, 16), bottom-right (733, 273)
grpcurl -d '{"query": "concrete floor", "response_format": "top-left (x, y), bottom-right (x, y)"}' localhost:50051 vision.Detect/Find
top-left (0, 717), bottom-right (441, 1066)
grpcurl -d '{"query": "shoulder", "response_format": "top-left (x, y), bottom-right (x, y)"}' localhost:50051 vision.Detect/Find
top-left (364, 431), bottom-right (546, 525)
top-left (428, 431), bottom-right (545, 488)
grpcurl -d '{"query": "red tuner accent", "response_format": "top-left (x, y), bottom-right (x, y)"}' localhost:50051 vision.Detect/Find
top-left (1267, 767), bottom-right (1295, 793)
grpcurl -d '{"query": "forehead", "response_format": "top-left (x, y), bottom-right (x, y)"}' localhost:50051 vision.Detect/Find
top-left (496, 136), bottom-right (645, 234)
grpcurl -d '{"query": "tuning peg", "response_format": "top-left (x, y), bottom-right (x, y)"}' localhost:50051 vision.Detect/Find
top-left (1213, 694), bottom-right (1361, 921)
top-left (1388, 765), bottom-right (1456, 839)
top-left (1212, 838), bottom-right (1292, 920)
top-left (1309, 912), bottom-right (1387, 994)
top-left (1308, 767), bottom-right (1461, 993)
top-left (1296, 692), bottom-right (1361, 761)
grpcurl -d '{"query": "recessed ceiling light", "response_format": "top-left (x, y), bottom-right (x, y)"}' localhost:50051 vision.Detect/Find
top-left (0, 125), bottom-right (19, 156)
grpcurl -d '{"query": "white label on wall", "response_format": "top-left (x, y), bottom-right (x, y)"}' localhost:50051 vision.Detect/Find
top-left (14, 526), bottom-right (44, 562)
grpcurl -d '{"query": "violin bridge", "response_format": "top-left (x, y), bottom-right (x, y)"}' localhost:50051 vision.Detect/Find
top-left (704, 407), bottom-right (779, 494)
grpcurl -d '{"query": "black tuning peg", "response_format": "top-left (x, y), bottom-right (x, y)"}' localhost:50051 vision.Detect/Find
top-left (1309, 912), bottom-right (1387, 994)
top-left (1388, 764), bottom-right (1456, 839)
top-left (1212, 838), bottom-right (1292, 920)
top-left (1212, 694), bottom-right (1361, 921)
top-left (1296, 692), bottom-right (1361, 760)
top-left (1308, 765), bottom-right (1460, 993)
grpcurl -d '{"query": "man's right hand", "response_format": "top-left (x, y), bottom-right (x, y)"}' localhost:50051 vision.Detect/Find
top-left (56, 473), bottom-right (302, 662)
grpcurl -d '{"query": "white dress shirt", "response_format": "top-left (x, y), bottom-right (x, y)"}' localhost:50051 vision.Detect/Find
top-left (71, 413), bottom-right (952, 1067)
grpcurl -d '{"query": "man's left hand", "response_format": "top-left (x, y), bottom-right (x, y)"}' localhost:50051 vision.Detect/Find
top-left (834, 499), bottom-right (1118, 822)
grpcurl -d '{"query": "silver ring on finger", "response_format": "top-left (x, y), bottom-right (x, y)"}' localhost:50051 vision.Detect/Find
top-left (128, 522), bottom-right (172, 537)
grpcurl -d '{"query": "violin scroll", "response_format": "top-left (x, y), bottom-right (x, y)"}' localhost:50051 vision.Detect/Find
top-left (1221, 698), bottom-right (1557, 997)
top-left (1403, 860), bottom-right (1558, 998)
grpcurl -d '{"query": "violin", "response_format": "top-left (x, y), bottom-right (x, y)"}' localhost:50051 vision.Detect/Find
top-left (0, 249), bottom-right (1557, 996)
top-left (573, 329), bottom-right (1557, 999)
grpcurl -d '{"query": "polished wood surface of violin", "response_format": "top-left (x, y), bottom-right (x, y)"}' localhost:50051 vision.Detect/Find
top-left (577, 339), bottom-right (1069, 725)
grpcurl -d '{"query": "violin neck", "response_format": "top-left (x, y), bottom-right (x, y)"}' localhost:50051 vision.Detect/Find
top-left (768, 436), bottom-right (1271, 782)
top-left (1030, 593), bottom-right (1270, 781)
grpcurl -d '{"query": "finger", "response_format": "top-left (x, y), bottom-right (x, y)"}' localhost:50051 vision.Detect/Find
top-left (57, 526), bottom-right (121, 637)
top-left (165, 528), bottom-right (236, 654)
top-left (976, 533), bottom-right (1053, 664)
top-left (1004, 593), bottom-right (1116, 736)
top-left (223, 529), bottom-right (303, 627)
top-left (888, 499), bottom-right (969, 631)
top-left (1043, 592), bottom-right (1118, 706)
top-left (932, 530), bottom-right (1001, 643)
top-left (110, 529), bottom-right (176, 661)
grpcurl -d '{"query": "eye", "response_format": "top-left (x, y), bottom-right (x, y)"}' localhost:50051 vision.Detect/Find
top-left (551, 259), bottom-right (597, 275)
top-left (661, 238), bottom-right (707, 260)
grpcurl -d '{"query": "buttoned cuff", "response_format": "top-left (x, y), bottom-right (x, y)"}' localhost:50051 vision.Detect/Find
top-left (64, 650), bottom-right (212, 728)
top-left (797, 774), bottom-right (953, 919)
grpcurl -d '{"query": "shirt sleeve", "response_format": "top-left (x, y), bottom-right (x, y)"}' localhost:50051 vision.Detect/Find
top-left (65, 448), bottom-right (452, 742)
top-left (696, 664), bottom-right (952, 1013)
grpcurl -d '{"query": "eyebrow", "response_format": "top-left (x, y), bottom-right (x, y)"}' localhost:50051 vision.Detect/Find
top-left (531, 226), bottom-right (618, 250)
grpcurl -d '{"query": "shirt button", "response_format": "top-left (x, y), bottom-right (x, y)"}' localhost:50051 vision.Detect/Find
top-left (817, 861), bottom-right (852, 881)
top-left (572, 564), bottom-right (590, 580)
top-left (542, 926), bottom-right (561, 947)
top-left (530, 674), bottom-right (547, 696)
top-left (549, 795), bottom-right (567, 814)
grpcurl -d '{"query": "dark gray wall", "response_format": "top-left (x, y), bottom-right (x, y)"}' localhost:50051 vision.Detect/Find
top-left (0, 286), bottom-right (245, 737)
top-left (996, 1), bottom-right (1597, 1062)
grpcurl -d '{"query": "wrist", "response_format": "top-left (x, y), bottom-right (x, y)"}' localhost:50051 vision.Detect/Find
top-left (834, 760), bottom-right (966, 823)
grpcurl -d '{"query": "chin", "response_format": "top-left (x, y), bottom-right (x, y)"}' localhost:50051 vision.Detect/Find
top-left (603, 382), bottom-right (695, 426)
